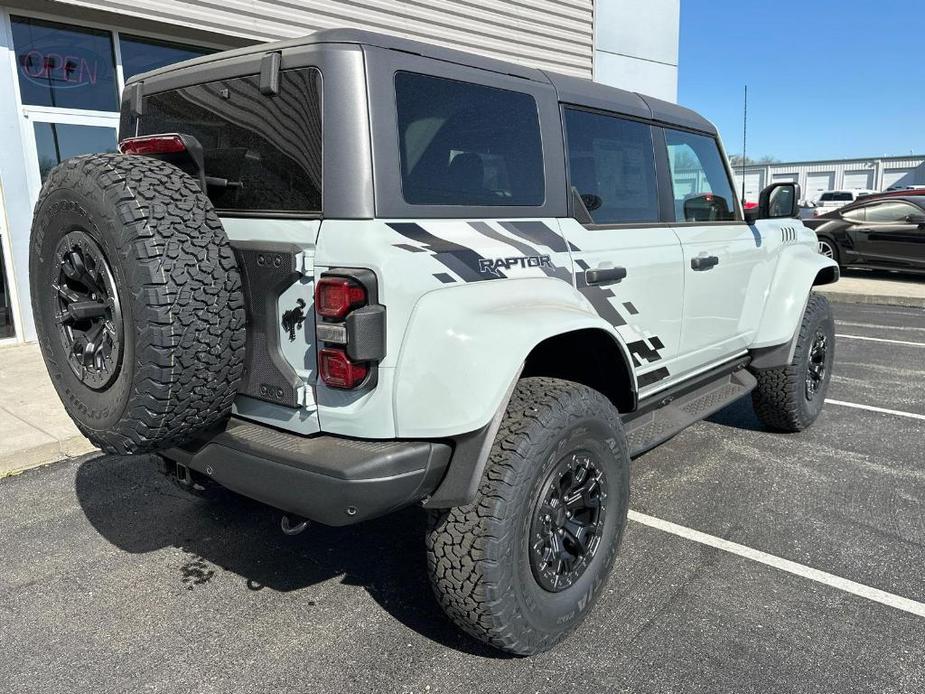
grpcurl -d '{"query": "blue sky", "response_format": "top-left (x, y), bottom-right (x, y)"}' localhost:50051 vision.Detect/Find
top-left (678, 1), bottom-right (924, 162)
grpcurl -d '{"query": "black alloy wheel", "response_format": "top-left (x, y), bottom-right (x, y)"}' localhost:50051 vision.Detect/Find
top-left (805, 330), bottom-right (828, 401)
top-left (52, 230), bottom-right (124, 390)
top-left (529, 450), bottom-right (607, 592)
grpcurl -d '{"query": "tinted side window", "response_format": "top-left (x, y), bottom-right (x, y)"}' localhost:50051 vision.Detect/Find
top-left (866, 201), bottom-right (918, 223)
top-left (395, 72), bottom-right (544, 206)
top-left (819, 193), bottom-right (835, 202)
top-left (563, 108), bottom-right (659, 225)
top-left (665, 129), bottom-right (736, 222)
top-left (842, 207), bottom-right (866, 222)
top-left (138, 68), bottom-right (322, 213)
top-left (834, 192), bottom-right (853, 202)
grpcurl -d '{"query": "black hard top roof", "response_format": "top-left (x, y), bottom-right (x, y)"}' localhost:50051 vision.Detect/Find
top-left (129, 28), bottom-right (716, 136)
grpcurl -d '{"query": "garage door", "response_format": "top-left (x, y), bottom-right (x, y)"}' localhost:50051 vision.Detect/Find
top-left (843, 170), bottom-right (873, 190)
top-left (740, 171), bottom-right (764, 203)
top-left (883, 168), bottom-right (914, 190)
top-left (805, 172), bottom-right (835, 201)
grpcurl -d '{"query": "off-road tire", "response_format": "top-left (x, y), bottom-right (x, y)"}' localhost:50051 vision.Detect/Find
top-left (29, 153), bottom-right (245, 454)
top-left (426, 377), bottom-right (630, 655)
top-left (751, 293), bottom-right (834, 432)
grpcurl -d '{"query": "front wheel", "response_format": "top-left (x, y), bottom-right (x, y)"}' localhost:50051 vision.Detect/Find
top-left (751, 293), bottom-right (835, 432)
top-left (817, 236), bottom-right (841, 267)
top-left (426, 377), bottom-right (630, 655)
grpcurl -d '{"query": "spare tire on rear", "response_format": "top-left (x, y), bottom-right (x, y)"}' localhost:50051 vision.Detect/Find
top-left (29, 153), bottom-right (245, 455)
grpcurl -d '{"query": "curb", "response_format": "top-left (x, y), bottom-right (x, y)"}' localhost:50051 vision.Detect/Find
top-left (818, 289), bottom-right (925, 309)
top-left (0, 436), bottom-right (98, 479)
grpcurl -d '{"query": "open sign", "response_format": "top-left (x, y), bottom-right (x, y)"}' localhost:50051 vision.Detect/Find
top-left (18, 49), bottom-right (103, 89)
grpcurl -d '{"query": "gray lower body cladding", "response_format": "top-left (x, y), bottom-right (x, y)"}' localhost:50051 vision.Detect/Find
top-left (163, 419), bottom-right (450, 526)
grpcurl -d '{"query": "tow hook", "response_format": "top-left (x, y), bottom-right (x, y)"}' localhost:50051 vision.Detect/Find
top-left (280, 515), bottom-right (309, 536)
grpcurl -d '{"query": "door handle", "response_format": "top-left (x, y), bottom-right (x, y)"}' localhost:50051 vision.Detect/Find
top-left (691, 255), bottom-right (719, 271)
top-left (584, 267), bottom-right (627, 285)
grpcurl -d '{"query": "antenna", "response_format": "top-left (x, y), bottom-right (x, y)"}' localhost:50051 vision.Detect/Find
top-left (741, 84), bottom-right (748, 203)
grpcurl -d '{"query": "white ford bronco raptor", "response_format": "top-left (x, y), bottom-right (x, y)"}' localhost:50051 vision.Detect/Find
top-left (29, 29), bottom-right (838, 655)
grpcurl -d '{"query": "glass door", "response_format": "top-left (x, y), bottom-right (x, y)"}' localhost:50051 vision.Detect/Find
top-left (0, 185), bottom-right (17, 341)
top-left (22, 110), bottom-right (119, 203)
top-left (31, 118), bottom-right (118, 182)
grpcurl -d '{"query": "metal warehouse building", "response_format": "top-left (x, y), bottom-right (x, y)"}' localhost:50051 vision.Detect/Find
top-left (734, 155), bottom-right (925, 204)
top-left (0, 0), bottom-right (680, 344)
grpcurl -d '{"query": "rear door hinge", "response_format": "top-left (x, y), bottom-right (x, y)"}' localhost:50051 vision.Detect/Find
top-left (297, 384), bottom-right (312, 408)
top-left (293, 251), bottom-right (314, 277)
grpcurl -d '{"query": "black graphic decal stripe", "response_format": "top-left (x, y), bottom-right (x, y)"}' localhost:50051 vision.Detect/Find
top-left (433, 273), bottom-right (456, 284)
top-left (499, 221), bottom-right (573, 254)
top-left (578, 285), bottom-right (627, 328)
top-left (388, 222), bottom-right (503, 282)
top-left (626, 337), bottom-right (664, 365)
top-left (638, 367), bottom-right (670, 388)
top-left (468, 222), bottom-right (572, 284)
top-left (471, 221), bottom-right (627, 330)
top-left (623, 302), bottom-right (639, 315)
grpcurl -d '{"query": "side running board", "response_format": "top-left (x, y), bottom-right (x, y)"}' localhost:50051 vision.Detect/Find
top-left (622, 361), bottom-right (756, 458)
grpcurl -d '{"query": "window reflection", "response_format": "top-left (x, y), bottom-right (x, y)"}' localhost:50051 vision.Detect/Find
top-left (120, 34), bottom-right (215, 81)
top-left (11, 16), bottom-right (118, 111)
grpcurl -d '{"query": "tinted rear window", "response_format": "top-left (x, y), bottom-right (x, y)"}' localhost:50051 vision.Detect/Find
top-left (132, 68), bottom-right (322, 213)
top-left (395, 72), bottom-right (544, 206)
top-left (563, 108), bottom-right (659, 224)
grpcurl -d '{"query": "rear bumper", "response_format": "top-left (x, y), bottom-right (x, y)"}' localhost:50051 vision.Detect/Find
top-left (163, 418), bottom-right (451, 526)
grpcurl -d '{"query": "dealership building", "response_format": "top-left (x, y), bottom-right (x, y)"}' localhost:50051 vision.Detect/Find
top-left (0, 0), bottom-right (680, 344)
top-left (733, 155), bottom-right (925, 204)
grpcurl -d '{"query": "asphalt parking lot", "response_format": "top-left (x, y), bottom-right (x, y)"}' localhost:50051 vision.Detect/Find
top-left (1, 300), bottom-right (923, 694)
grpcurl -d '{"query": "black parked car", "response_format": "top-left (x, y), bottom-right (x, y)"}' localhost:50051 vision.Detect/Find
top-left (804, 194), bottom-right (925, 273)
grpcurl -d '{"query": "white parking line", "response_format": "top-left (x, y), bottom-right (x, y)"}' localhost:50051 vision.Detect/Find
top-left (836, 333), bottom-right (925, 347)
top-left (825, 399), bottom-right (925, 421)
top-left (628, 510), bottom-right (925, 619)
top-left (836, 320), bottom-right (925, 333)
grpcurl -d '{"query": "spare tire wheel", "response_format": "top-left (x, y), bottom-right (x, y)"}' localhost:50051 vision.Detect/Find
top-left (29, 153), bottom-right (246, 455)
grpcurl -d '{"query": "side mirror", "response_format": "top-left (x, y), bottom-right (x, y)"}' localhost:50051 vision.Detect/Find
top-left (905, 212), bottom-right (925, 226)
top-left (744, 182), bottom-right (801, 223)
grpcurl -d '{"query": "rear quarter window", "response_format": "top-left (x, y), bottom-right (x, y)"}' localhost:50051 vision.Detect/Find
top-left (133, 67), bottom-right (322, 214)
top-left (395, 72), bottom-right (544, 206)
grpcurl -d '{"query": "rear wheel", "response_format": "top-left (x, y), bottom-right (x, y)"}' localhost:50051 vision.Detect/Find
top-left (751, 293), bottom-right (835, 432)
top-left (426, 377), bottom-right (630, 655)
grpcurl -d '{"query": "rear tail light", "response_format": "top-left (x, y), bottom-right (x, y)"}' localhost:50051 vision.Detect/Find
top-left (315, 277), bottom-right (366, 319)
top-left (318, 348), bottom-right (368, 389)
top-left (315, 270), bottom-right (384, 390)
top-left (119, 134), bottom-right (186, 155)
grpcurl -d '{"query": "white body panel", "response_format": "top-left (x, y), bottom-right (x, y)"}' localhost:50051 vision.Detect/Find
top-left (671, 222), bottom-right (771, 374)
top-left (557, 218), bottom-right (684, 394)
top-left (230, 214), bottom-right (835, 440)
top-left (394, 277), bottom-right (632, 437)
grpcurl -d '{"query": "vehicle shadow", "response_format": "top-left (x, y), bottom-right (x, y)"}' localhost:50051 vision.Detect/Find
top-left (706, 394), bottom-right (766, 432)
top-left (73, 453), bottom-right (508, 659)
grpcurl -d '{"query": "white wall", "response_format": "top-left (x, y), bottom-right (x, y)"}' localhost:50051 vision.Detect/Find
top-left (594, 0), bottom-right (679, 102)
top-left (36, 0), bottom-right (595, 78)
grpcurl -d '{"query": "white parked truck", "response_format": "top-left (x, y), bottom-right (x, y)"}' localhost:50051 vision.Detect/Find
top-left (29, 29), bottom-right (838, 655)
